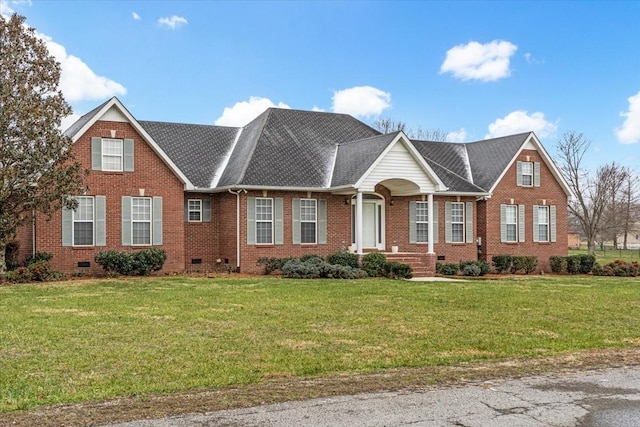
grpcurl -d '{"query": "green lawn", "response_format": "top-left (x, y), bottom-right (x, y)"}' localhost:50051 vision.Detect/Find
top-left (1, 275), bottom-right (640, 412)
top-left (569, 247), bottom-right (640, 265)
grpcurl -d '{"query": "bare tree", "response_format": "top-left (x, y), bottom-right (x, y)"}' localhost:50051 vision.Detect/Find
top-left (371, 118), bottom-right (448, 142)
top-left (556, 132), bottom-right (624, 254)
top-left (0, 14), bottom-right (86, 272)
top-left (620, 169), bottom-right (640, 249)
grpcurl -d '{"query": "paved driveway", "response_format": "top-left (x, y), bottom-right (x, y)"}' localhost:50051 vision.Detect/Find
top-left (108, 366), bottom-right (640, 426)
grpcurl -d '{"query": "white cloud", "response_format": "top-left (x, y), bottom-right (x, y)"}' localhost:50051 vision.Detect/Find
top-left (440, 40), bottom-right (517, 82)
top-left (311, 105), bottom-right (325, 112)
top-left (485, 110), bottom-right (557, 139)
top-left (158, 15), bottom-right (187, 29)
top-left (446, 129), bottom-right (468, 142)
top-left (40, 34), bottom-right (127, 103)
top-left (331, 86), bottom-right (391, 118)
top-left (132, 12), bottom-right (141, 21)
top-left (615, 90), bottom-right (640, 144)
top-left (215, 96), bottom-right (291, 127)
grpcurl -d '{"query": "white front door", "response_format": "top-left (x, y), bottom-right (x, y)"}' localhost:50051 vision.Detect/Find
top-left (358, 200), bottom-right (384, 250)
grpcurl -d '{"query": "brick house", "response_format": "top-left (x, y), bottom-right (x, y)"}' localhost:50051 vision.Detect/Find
top-left (16, 97), bottom-right (571, 276)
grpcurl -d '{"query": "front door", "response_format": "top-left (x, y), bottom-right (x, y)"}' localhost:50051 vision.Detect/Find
top-left (352, 196), bottom-right (385, 250)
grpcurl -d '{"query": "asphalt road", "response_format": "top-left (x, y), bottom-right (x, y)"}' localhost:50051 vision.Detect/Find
top-left (108, 366), bottom-right (640, 426)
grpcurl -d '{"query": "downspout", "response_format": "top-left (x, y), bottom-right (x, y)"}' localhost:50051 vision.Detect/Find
top-left (32, 210), bottom-right (36, 257)
top-left (228, 189), bottom-right (246, 272)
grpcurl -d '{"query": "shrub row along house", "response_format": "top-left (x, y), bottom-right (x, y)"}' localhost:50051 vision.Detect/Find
top-left (16, 97), bottom-right (571, 276)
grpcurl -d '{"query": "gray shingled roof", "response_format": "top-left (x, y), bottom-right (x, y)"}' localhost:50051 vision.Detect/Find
top-left (465, 132), bottom-right (530, 191)
top-left (68, 98), bottom-right (532, 195)
top-left (64, 99), bottom-right (110, 137)
top-left (138, 121), bottom-right (239, 189)
top-left (218, 108), bottom-right (380, 187)
top-left (331, 132), bottom-right (400, 187)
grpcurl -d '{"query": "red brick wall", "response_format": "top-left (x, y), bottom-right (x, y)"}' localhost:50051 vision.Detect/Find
top-left (14, 212), bottom-right (34, 266)
top-left (184, 193), bottom-right (218, 271)
top-left (478, 149), bottom-right (568, 272)
top-left (34, 120), bottom-right (185, 275)
top-left (238, 190), bottom-right (352, 274)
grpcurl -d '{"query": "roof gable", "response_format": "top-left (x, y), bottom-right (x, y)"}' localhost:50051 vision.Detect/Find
top-left (354, 133), bottom-right (447, 194)
top-left (64, 97), bottom-right (193, 189)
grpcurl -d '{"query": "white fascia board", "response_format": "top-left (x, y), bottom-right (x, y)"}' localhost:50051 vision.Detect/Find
top-left (210, 185), bottom-right (335, 193)
top-left (354, 132), bottom-right (448, 191)
top-left (72, 97), bottom-right (195, 190)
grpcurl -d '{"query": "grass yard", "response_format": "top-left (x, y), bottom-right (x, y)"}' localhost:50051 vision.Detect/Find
top-left (569, 247), bottom-right (640, 265)
top-left (1, 275), bottom-right (640, 414)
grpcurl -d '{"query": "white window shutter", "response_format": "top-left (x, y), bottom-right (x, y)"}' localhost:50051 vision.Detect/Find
top-left (184, 200), bottom-right (189, 222)
top-left (532, 205), bottom-right (539, 242)
top-left (518, 204), bottom-right (525, 242)
top-left (95, 195), bottom-right (106, 247)
top-left (318, 199), bottom-right (327, 244)
top-left (246, 197), bottom-right (256, 245)
top-left (292, 198), bottom-right (301, 244)
top-left (122, 196), bottom-right (132, 246)
top-left (152, 197), bottom-right (163, 245)
top-left (91, 137), bottom-right (102, 170)
top-left (203, 200), bottom-right (212, 222)
top-left (534, 162), bottom-right (541, 187)
top-left (550, 205), bottom-right (557, 242)
top-left (124, 139), bottom-right (134, 172)
top-left (62, 205), bottom-right (73, 247)
top-left (409, 201), bottom-right (417, 244)
top-left (275, 198), bottom-right (283, 245)
top-left (433, 201), bottom-right (439, 243)
top-left (466, 202), bottom-right (473, 243)
top-left (516, 161), bottom-right (523, 186)
top-left (500, 204), bottom-right (507, 243)
top-left (445, 202), bottom-right (452, 243)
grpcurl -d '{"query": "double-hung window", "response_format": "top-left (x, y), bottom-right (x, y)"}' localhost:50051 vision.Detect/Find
top-left (188, 199), bottom-right (202, 222)
top-left (416, 202), bottom-right (429, 243)
top-left (255, 198), bottom-right (273, 244)
top-left (300, 199), bottom-right (317, 244)
top-left (521, 162), bottom-right (533, 186)
top-left (537, 206), bottom-right (549, 242)
top-left (132, 197), bottom-right (152, 245)
top-left (73, 196), bottom-right (94, 246)
top-left (102, 138), bottom-right (124, 171)
top-left (504, 205), bottom-right (517, 242)
top-left (451, 202), bottom-right (465, 243)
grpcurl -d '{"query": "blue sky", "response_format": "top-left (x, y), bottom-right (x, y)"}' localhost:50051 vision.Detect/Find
top-left (3, 0), bottom-right (639, 169)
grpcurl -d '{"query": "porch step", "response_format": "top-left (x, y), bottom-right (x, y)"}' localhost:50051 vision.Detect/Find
top-left (383, 253), bottom-right (434, 277)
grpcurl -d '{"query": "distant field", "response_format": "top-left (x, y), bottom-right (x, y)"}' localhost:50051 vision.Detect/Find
top-left (569, 247), bottom-right (640, 265)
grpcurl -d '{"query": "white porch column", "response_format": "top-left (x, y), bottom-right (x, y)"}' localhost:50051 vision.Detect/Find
top-left (356, 191), bottom-right (363, 255)
top-left (427, 193), bottom-right (435, 254)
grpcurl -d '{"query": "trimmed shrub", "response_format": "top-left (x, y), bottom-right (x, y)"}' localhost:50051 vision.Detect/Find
top-left (512, 256), bottom-right (538, 274)
top-left (256, 257), bottom-right (293, 275)
top-left (326, 252), bottom-right (359, 268)
top-left (550, 256), bottom-right (566, 274)
top-left (436, 262), bottom-right (460, 276)
top-left (28, 260), bottom-right (55, 281)
top-left (362, 252), bottom-right (387, 277)
top-left (25, 251), bottom-right (53, 267)
top-left (323, 263), bottom-right (368, 279)
top-left (566, 255), bottom-right (581, 274)
top-left (299, 254), bottom-right (323, 262)
top-left (4, 267), bottom-right (32, 283)
top-left (5, 240), bottom-right (20, 270)
top-left (131, 249), bottom-right (167, 275)
top-left (384, 261), bottom-right (413, 279)
top-left (492, 255), bottom-right (513, 274)
top-left (462, 263), bottom-right (481, 277)
top-left (95, 250), bottom-right (133, 276)
top-left (592, 260), bottom-right (639, 277)
top-left (578, 254), bottom-right (596, 274)
top-left (281, 259), bottom-right (321, 279)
